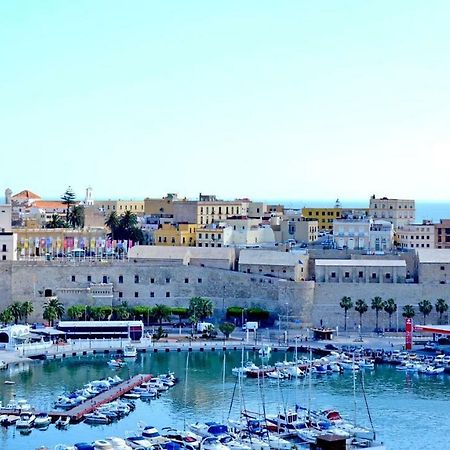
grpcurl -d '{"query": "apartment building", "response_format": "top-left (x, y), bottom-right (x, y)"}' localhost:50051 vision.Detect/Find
top-left (0, 204), bottom-right (16, 261)
top-left (95, 199), bottom-right (145, 216)
top-left (280, 214), bottom-right (319, 243)
top-left (196, 194), bottom-right (249, 225)
top-left (301, 207), bottom-right (342, 231)
top-left (333, 218), bottom-right (371, 250)
top-left (154, 223), bottom-right (197, 246)
top-left (435, 219), bottom-right (450, 249)
top-left (397, 221), bottom-right (435, 250)
top-left (369, 195), bottom-right (415, 229)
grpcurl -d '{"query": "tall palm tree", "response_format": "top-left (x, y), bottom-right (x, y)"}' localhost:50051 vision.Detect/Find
top-left (402, 304), bottom-right (415, 319)
top-left (105, 211), bottom-right (120, 240)
top-left (43, 297), bottom-right (65, 326)
top-left (384, 298), bottom-right (397, 331)
top-left (68, 205), bottom-right (85, 229)
top-left (339, 296), bottom-right (353, 332)
top-left (371, 296), bottom-right (386, 332)
top-left (46, 214), bottom-right (66, 229)
top-left (435, 298), bottom-right (448, 324)
top-left (355, 299), bottom-right (368, 330)
top-left (152, 304), bottom-right (172, 325)
top-left (418, 299), bottom-right (432, 325)
top-left (21, 301), bottom-right (34, 324)
top-left (9, 302), bottom-right (22, 324)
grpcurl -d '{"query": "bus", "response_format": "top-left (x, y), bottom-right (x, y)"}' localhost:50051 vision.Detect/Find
top-left (56, 320), bottom-right (144, 341)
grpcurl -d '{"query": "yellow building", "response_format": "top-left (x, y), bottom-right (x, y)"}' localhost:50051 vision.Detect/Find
top-left (154, 223), bottom-right (197, 246)
top-left (94, 199), bottom-right (145, 216)
top-left (144, 193), bottom-right (184, 216)
top-left (301, 207), bottom-right (342, 231)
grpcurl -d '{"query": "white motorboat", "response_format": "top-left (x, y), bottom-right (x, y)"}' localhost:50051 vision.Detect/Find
top-left (104, 437), bottom-right (133, 449)
top-left (201, 436), bottom-right (230, 450)
top-left (266, 370), bottom-right (285, 380)
top-left (16, 412), bottom-right (36, 428)
top-left (123, 345), bottom-right (137, 358)
top-left (34, 412), bottom-right (52, 427)
top-left (93, 439), bottom-right (114, 449)
top-left (108, 359), bottom-right (126, 368)
top-left (55, 415), bottom-right (70, 428)
top-left (140, 425), bottom-right (170, 445)
top-left (231, 361), bottom-right (259, 377)
top-left (258, 346), bottom-right (271, 357)
top-left (219, 434), bottom-right (251, 450)
top-left (125, 436), bottom-right (154, 449)
top-left (84, 411), bottom-right (111, 424)
top-left (422, 365), bottom-right (445, 375)
top-left (236, 432), bottom-right (270, 450)
top-left (189, 422), bottom-right (229, 438)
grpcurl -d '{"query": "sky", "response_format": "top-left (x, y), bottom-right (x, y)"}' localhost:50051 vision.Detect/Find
top-left (1, 1), bottom-right (450, 203)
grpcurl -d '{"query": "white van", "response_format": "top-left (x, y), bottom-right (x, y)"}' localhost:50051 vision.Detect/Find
top-left (242, 321), bottom-right (258, 332)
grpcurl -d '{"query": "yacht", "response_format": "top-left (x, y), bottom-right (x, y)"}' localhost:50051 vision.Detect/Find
top-left (34, 412), bottom-right (52, 427)
top-left (16, 412), bottom-right (36, 428)
top-left (123, 345), bottom-right (137, 358)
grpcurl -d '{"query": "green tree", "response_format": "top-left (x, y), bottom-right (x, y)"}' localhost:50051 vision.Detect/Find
top-left (132, 306), bottom-right (153, 325)
top-left (68, 205), bottom-right (85, 229)
top-left (355, 299), bottom-right (368, 330)
top-left (21, 301), bottom-right (34, 324)
top-left (43, 297), bottom-right (65, 326)
top-left (371, 296), bottom-right (386, 332)
top-left (171, 307), bottom-right (189, 326)
top-left (189, 297), bottom-right (214, 323)
top-left (219, 322), bottom-right (235, 339)
top-left (226, 306), bottom-right (246, 326)
top-left (402, 304), bottom-right (415, 319)
top-left (339, 296), bottom-right (353, 331)
top-left (67, 305), bottom-right (85, 320)
top-left (384, 298), bottom-right (397, 330)
top-left (114, 306), bottom-right (130, 320)
top-left (153, 304), bottom-right (172, 324)
top-left (105, 211), bottom-right (120, 241)
top-left (46, 214), bottom-right (66, 229)
top-left (61, 186), bottom-right (76, 223)
top-left (8, 302), bottom-right (22, 324)
top-left (418, 299), bottom-right (432, 325)
top-left (0, 308), bottom-right (13, 325)
top-left (246, 307), bottom-right (270, 323)
top-left (435, 298), bottom-right (448, 324)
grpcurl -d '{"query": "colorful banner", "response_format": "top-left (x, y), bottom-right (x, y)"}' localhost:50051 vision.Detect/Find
top-left (405, 318), bottom-right (413, 350)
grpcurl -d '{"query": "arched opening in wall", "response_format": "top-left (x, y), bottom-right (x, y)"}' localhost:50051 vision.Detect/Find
top-left (0, 332), bottom-right (9, 343)
top-left (44, 289), bottom-right (53, 297)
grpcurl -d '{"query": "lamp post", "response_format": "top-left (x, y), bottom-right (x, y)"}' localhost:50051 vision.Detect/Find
top-left (285, 302), bottom-right (289, 344)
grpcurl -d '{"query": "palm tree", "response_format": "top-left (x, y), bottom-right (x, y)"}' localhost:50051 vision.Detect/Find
top-left (61, 186), bottom-right (76, 223)
top-left (402, 304), bottom-right (415, 319)
top-left (371, 296), bottom-right (386, 332)
top-left (21, 301), bottom-right (34, 324)
top-left (384, 298), bottom-right (397, 331)
top-left (355, 299), bottom-right (368, 330)
top-left (189, 297), bottom-right (214, 322)
top-left (46, 214), bottom-right (66, 229)
top-left (105, 211), bottom-right (120, 240)
top-left (152, 304), bottom-right (172, 325)
top-left (68, 205), bottom-right (85, 229)
top-left (0, 308), bottom-right (13, 325)
top-left (8, 302), bottom-right (22, 324)
top-left (43, 297), bottom-right (65, 326)
top-left (339, 296), bottom-right (353, 332)
top-left (418, 299), bottom-right (432, 325)
top-left (435, 298), bottom-right (448, 324)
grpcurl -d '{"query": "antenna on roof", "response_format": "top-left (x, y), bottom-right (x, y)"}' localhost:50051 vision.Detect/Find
top-left (335, 198), bottom-right (341, 208)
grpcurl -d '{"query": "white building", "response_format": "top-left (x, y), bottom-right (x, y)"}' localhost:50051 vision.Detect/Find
top-left (369, 220), bottom-right (394, 252)
top-left (333, 218), bottom-right (371, 250)
top-left (397, 221), bottom-right (435, 250)
top-left (0, 204), bottom-right (16, 261)
top-left (369, 195), bottom-right (415, 229)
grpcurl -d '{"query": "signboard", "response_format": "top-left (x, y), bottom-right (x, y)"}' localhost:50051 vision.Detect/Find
top-left (405, 318), bottom-right (413, 350)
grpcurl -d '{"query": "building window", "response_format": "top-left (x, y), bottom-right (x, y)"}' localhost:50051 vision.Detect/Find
top-left (102, 275), bottom-right (107, 283)
top-left (1, 244), bottom-right (6, 252)
top-left (118, 292), bottom-right (123, 298)
top-left (184, 278), bottom-right (189, 284)
top-left (385, 273), bottom-right (391, 279)
top-left (166, 291), bottom-right (170, 298)
top-left (135, 275), bottom-right (139, 283)
top-left (198, 278), bottom-right (202, 283)
top-left (344, 272), bottom-right (349, 278)
top-left (71, 275), bottom-right (76, 282)
top-left (119, 275), bottom-right (124, 284)
top-left (331, 272), bottom-right (336, 278)
top-left (358, 271), bottom-right (364, 278)
top-left (151, 278), bottom-right (155, 283)
top-left (150, 292), bottom-right (155, 298)
top-left (441, 266), bottom-right (445, 271)
top-left (87, 275), bottom-right (92, 282)
top-left (371, 273), bottom-right (377, 279)
top-left (166, 278), bottom-right (170, 283)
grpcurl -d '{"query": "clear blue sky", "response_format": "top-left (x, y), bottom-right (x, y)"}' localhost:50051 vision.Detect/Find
top-left (1, 1), bottom-right (450, 202)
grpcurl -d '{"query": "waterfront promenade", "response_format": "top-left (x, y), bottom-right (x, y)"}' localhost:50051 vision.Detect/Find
top-left (0, 329), bottom-right (410, 369)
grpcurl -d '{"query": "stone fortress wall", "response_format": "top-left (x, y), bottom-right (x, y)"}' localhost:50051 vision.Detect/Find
top-left (1, 260), bottom-right (449, 331)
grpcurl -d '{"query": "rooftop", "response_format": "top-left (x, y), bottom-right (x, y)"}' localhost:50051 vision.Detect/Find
top-left (315, 259), bottom-right (406, 267)
top-left (239, 249), bottom-right (306, 266)
top-left (417, 249), bottom-right (450, 264)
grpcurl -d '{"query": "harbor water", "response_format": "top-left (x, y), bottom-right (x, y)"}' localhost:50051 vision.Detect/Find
top-left (0, 350), bottom-right (449, 450)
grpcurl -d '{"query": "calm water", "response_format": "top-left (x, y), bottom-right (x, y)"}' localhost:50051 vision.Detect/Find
top-left (1, 350), bottom-right (449, 450)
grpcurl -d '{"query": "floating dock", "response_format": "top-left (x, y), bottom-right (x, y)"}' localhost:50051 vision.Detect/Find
top-left (49, 373), bottom-right (152, 423)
